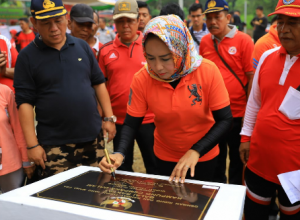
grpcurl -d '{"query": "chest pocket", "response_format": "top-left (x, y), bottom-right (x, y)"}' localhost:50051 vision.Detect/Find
top-left (279, 86), bottom-right (300, 120)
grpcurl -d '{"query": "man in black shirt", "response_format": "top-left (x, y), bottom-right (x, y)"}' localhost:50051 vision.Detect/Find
top-left (14, 0), bottom-right (116, 178)
top-left (251, 6), bottom-right (268, 43)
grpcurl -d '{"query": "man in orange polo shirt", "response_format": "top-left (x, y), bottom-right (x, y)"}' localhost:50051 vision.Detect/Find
top-left (0, 35), bottom-right (18, 92)
top-left (253, 15), bottom-right (280, 71)
top-left (240, 1), bottom-right (300, 219)
top-left (15, 18), bottom-right (35, 52)
top-left (98, 0), bottom-right (157, 174)
top-left (200, 0), bottom-right (254, 185)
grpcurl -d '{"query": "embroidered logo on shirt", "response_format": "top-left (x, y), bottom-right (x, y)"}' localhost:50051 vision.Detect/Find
top-left (188, 84), bottom-right (202, 106)
top-left (78, 58), bottom-right (82, 61)
top-left (141, 61), bottom-right (147, 65)
top-left (109, 53), bottom-right (117, 59)
top-left (283, 0), bottom-right (295, 5)
top-left (228, 47), bottom-right (237, 55)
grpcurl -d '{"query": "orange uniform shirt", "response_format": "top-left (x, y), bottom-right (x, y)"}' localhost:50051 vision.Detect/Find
top-left (0, 35), bottom-right (18, 92)
top-left (127, 59), bottom-right (230, 162)
top-left (252, 24), bottom-right (280, 71)
top-left (0, 84), bottom-right (28, 176)
top-left (99, 32), bottom-right (154, 124)
top-left (241, 47), bottom-right (300, 184)
top-left (200, 27), bottom-right (254, 117)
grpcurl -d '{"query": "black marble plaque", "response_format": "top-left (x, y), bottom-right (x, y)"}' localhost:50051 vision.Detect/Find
top-left (32, 171), bottom-right (219, 220)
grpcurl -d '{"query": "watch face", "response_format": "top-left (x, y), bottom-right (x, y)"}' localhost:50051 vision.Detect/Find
top-left (112, 116), bottom-right (117, 123)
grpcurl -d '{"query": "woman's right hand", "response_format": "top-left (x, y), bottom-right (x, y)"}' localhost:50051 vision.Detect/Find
top-left (99, 153), bottom-right (124, 174)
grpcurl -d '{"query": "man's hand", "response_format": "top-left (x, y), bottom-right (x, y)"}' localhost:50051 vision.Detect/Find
top-left (169, 150), bottom-right (200, 183)
top-left (239, 142), bottom-right (250, 164)
top-left (0, 52), bottom-right (7, 75)
top-left (27, 146), bottom-right (47, 169)
top-left (23, 166), bottom-right (36, 179)
top-left (99, 153), bottom-right (124, 174)
top-left (102, 121), bottom-right (116, 143)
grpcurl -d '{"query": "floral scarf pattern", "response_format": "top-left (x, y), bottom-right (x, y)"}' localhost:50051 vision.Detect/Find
top-left (143, 15), bottom-right (203, 82)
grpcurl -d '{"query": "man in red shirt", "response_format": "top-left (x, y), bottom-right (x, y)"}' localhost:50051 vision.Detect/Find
top-left (99, 0), bottom-right (157, 174)
top-left (15, 18), bottom-right (35, 52)
top-left (200, 0), bottom-right (254, 185)
top-left (0, 35), bottom-right (18, 92)
top-left (240, 0), bottom-right (300, 219)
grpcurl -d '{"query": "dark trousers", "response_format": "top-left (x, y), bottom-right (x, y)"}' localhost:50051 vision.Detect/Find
top-left (113, 123), bottom-right (158, 175)
top-left (245, 167), bottom-right (300, 220)
top-left (156, 156), bottom-right (218, 182)
top-left (213, 117), bottom-right (243, 184)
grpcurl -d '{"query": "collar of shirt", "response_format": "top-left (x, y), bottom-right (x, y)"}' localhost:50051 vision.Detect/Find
top-left (212, 24), bottom-right (237, 41)
top-left (278, 46), bottom-right (300, 57)
top-left (92, 37), bottom-right (100, 52)
top-left (113, 31), bottom-right (143, 48)
top-left (34, 33), bottom-right (74, 50)
top-left (100, 26), bottom-right (108, 31)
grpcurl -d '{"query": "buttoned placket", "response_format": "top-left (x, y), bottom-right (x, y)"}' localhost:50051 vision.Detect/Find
top-left (279, 55), bottom-right (299, 86)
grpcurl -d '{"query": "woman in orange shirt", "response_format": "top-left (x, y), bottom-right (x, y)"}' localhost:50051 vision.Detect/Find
top-left (99, 15), bottom-right (232, 183)
top-left (0, 83), bottom-right (35, 193)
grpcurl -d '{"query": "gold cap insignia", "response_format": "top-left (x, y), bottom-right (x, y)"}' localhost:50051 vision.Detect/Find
top-left (119, 2), bottom-right (130, 11)
top-left (208, 0), bottom-right (217, 8)
top-left (43, 0), bottom-right (55, 9)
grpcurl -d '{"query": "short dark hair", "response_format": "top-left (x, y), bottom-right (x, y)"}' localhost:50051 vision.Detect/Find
top-left (19, 18), bottom-right (29, 23)
top-left (160, 3), bottom-right (184, 21)
top-left (234, 10), bottom-right (240, 14)
top-left (189, 3), bottom-right (203, 14)
top-left (137, 1), bottom-right (151, 15)
top-left (256, 6), bottom-right (263, 11)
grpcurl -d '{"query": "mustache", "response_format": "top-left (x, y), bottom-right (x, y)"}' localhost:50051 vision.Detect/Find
top-left (208, 26), bottom-right (219, 29)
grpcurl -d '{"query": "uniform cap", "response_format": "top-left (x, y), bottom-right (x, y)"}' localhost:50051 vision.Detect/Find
top-left (203, 0), bottom-right (229, 14)
top-left (70, 4), bottom-right (95, 23)
top-left (269, 0), bottom-right (300, 17)
top-left (113, 0), bottom-right (139, 20)
top-left (31, 0), bottom-right (67, 20)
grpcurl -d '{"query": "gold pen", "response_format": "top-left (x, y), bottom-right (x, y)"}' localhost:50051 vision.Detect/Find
top-left (104, 147), bottom-right (116, 180)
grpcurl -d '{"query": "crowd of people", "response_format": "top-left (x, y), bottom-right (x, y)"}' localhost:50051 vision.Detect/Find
top-left (0, 0), bottom-right (299, 219)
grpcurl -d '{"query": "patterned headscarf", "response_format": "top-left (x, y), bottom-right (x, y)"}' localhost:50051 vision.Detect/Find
top-left (143, 15), bottom-right (203, 82)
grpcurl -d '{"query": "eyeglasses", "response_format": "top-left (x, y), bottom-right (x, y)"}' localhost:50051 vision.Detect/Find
top-left (191, 14), bottom-right (202, 18)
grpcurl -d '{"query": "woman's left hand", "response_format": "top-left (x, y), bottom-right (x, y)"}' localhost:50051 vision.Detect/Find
top-left (169, 150), bottom-right (200, 183)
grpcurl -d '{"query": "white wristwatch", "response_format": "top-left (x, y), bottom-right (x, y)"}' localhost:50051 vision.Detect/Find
top-left (103, 115), bottom-right (117, 123)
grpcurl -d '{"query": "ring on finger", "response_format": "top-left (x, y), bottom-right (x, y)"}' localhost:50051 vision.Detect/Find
top-left (185, 165), bottom-right (189, 168)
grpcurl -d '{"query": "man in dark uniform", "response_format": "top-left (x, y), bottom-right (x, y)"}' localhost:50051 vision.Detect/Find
top-left (14, 0), bottom-right (116, 178)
